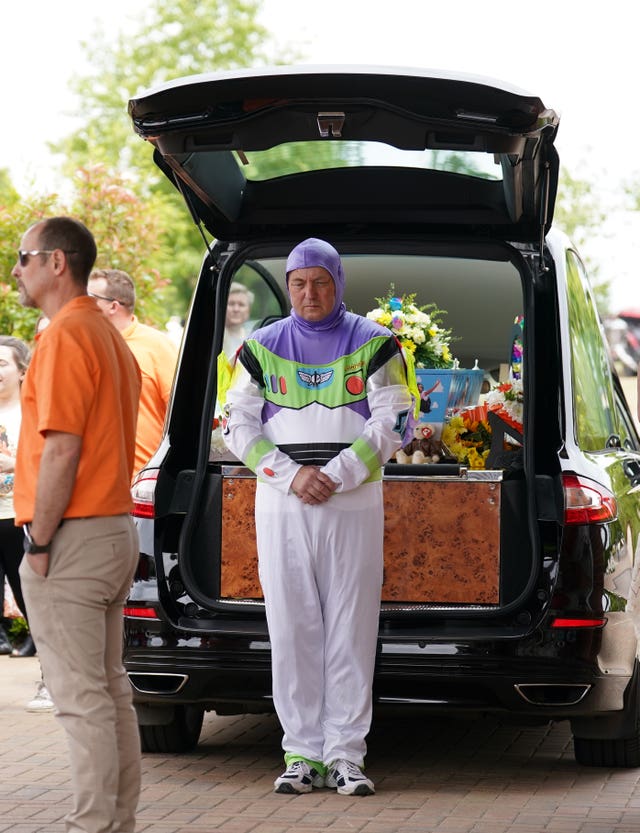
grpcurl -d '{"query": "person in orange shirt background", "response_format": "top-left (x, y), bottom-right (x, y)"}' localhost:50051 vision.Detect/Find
top-left (87, 268), bottom-right (178, 477)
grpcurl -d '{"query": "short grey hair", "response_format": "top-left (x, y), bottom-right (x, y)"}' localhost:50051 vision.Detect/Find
top-left (228, 282), bottom-right (255, 306)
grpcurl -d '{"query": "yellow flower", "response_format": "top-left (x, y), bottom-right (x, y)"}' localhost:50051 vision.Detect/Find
top-left (446, 415), bottom-right (465, 433)
top-left (466, 448), bottom-right (486, 469)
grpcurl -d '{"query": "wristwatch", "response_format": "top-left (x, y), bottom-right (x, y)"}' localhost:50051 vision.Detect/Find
top-left (23, 524), bottom-right (51, 554)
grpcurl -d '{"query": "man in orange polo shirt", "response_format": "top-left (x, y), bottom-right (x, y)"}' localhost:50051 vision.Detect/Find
top-left (12, 217), bottom-right (142, 833)
top-left (87, 268), bottom-right (178, 477)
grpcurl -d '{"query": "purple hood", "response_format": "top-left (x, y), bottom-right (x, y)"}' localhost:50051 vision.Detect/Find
top-left (286, 237), bottom-right (346, 332)
top-left (250, 237), bottom-right (389, 366)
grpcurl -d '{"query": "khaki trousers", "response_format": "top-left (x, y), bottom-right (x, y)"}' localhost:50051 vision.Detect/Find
top-left (20, 515), bottom-right (140, 833)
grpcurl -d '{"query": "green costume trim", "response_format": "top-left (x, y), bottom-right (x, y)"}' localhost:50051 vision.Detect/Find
top-left (245, 437), bottom-right (277, 474)
top-left (351, 437), bottom-right (382, 477)
top-left (246, 336), bottom-right (391, 410)
top-left (284, 753), bottom-right (327, 776)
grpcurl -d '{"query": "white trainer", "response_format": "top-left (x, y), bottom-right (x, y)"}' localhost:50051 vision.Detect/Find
top-left (274, 760), bottom-right (325, 794)
top-left (26, 681), bottom-right (55, 713)
top-left (326, 759), bottom-right (375, 796)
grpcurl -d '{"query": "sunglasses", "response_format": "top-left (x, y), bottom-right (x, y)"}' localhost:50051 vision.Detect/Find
top-left (17, 249), bottom-right (78, 267)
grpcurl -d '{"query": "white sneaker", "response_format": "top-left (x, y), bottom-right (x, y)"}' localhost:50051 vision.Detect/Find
top-left (26, 681), bottom-right (55, 713)
top-left (274, 760), bottom-right (325, 794)
top-left (326, 759), bottom-right (375, 796)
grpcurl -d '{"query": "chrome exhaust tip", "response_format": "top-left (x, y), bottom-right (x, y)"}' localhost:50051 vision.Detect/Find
top-left (514, 683), bottom-right (591, 707)
top-left (127, 672), bottom-right (188, 695)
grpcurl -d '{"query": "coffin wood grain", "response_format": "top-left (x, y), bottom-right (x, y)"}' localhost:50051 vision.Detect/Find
top-left (220, 477), bottom-right (500, 604)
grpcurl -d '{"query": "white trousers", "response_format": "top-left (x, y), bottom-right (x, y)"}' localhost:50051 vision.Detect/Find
top-left (256, 481), bottom-right (384, 766)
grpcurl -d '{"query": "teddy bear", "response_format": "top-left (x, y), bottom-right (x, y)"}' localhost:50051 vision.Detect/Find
top-left (395, 422), bottom-right (443, 464)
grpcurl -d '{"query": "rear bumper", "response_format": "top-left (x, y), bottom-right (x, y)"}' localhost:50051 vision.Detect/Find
top-left (123, 639), bottom-right (632, 721)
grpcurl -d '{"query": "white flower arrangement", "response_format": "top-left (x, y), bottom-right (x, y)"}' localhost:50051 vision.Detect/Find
top-left (365, 285), bottom-right (454, 369)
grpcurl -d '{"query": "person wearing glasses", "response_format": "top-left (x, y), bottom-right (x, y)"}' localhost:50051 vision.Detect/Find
top-left (87, 268), bottom-right (178, 477)
top-left (223, 238), bottom-right (411, 796)
top-left (11, 217), bottom-right (142, 833)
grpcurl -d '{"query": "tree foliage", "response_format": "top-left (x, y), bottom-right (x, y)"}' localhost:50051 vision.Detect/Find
top-left (0, 166), bottom-right (181, 340)
top-left (0, 183), bottom-right (59, 340)
top-left (55, 0), bottom-right (279, 180)
top-left (68, 165), bottom-right (183, 324)
top-left (554, 166), bottom-right (609, 312)
top-left (50, 0), bottom-right (296, 314)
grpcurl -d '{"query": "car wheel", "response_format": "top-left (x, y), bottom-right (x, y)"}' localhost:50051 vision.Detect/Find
top-left (139, 705), bottom-right (204, 753)
top-left (572, 665), bottom-right (640, 767)
top-left (573, 731), bottom-right (640, 767)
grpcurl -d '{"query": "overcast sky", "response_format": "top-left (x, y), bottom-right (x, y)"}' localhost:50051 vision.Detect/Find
top-left (2, 0), bottom-right (638, 310)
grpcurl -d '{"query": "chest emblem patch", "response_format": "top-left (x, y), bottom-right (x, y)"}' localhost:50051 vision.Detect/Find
top-left (296, 368), bottom-right (334, 389)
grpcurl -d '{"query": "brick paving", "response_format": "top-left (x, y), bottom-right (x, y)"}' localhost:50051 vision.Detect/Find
top-left (3, 657), bottom-right (640, 832)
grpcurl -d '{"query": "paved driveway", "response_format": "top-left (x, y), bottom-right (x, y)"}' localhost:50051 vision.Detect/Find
top-left (2, 656), bottom-right (640, 832)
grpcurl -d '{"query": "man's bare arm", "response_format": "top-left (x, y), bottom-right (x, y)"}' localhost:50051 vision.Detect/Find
top-left (26, 431), bottom-right (82, 576)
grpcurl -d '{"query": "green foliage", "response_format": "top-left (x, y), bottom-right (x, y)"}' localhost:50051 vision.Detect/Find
top-left (0, 169), bottom-right (20, 206)
top-left (3, 1), bottom-right (307, 334)
top-left (8, 617), bottom-right (28, 640)
top-left (55, 0), bottom-right (282, 180)
top-left (0, 165), bottom-right (179, 337)
top-left (554, 167), bottom-right (605, 249)
top-left (554, 166), bottom-right (610, 313)
top-left (239, 141), bottom-right (364, 181)
top-left (68, 165), bottom-right (180, 324)
top-left (49, 0), bottom-right (297, 314)
top-left (0, 190), bottom-right (61, 340)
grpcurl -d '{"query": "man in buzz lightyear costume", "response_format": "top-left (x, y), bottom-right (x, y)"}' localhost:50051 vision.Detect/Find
top-left (223, 238), bottom-right (411, 796)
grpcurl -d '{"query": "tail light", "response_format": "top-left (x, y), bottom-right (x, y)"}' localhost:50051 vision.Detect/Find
top-left (131, 469), bottom-right (158, 519)
top-left (562, 474), bottom-right (617, 525)
top-left (550, 617), bottom-right (606, 628)
top-left (123, 606), bottom-right (159, 619)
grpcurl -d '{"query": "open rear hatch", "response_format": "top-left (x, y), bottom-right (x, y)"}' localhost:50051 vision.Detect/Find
top-left (127, 67), bottom-right (558, 624)
top-left (128, 64), bottom-right (559, 243)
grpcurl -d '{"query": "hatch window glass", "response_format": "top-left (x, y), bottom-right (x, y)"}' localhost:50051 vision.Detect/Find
top-left (235, 141), bottom-right (503, 182)
top-left (566, 250), bottom-right (616, 451)
top-left (231, 261), bottom-right (284, 329)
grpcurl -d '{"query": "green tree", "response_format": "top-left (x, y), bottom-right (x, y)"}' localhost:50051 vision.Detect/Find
top-left (0, 169), bottom-right (20, 207)
top-left (0, 192), bottom-right (60, 340)
top-left (554, 166), bottom-right (609, 312)
top-left (0, 166), bottom-right (179, 339)
top-left (55, 0), bottom-right (280, 180)
top-left (51, 0), bottom-right (295, 313)
top-left (68, 164), bottom-right (181, 324)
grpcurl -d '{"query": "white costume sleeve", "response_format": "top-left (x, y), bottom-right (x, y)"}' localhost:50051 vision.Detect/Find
top-left (223, 362), bottom-right (301, 494)
top-left (321, 352), bottom-right (411, 492)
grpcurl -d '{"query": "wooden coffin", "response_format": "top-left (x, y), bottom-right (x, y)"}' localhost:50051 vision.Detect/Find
top-left (220, 475), bottom-right (500, 605)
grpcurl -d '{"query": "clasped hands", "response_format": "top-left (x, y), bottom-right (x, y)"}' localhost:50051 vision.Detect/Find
top-left (291, 465), bottom-right (338, 505)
